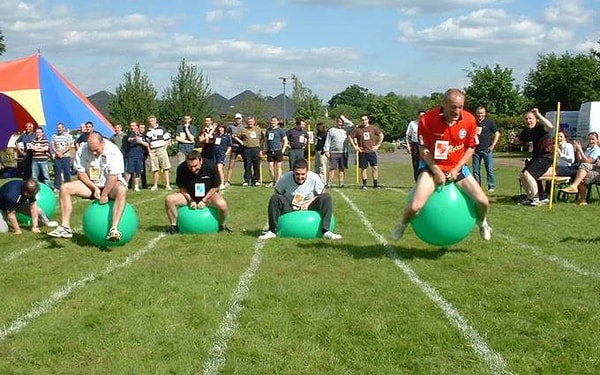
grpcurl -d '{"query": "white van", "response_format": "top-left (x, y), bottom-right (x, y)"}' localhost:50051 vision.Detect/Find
top-left (546, 110), bottom-right (579, 139)
top-left (576, 101), bottom-right (600, 141)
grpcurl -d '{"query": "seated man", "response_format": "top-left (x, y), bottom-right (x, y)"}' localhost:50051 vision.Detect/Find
top-left (259, 158), bottom-right (342, 240)
top-left (49, 132), bottom-right (128, 241)
top-left (164, 150), bottom-right (230, 234)
top-left (0, 179), bottom-right (57, 234)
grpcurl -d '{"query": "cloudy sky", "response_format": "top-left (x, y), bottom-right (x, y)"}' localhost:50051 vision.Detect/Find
top-left (0, 0), bottom-right (598, 102)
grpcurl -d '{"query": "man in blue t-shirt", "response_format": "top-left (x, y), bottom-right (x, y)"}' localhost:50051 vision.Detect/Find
top-left (259, 158), bottom-right (342, 240)
top-left (0, 179), bottom-right (57, 234)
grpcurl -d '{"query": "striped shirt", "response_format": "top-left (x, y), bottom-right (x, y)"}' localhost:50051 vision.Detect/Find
top-left (52, 132), bottom-right (74, 155)
top-left (31, 137), bottom-right (50, 161)
top-left (146, 126), bottom-right (171, 149)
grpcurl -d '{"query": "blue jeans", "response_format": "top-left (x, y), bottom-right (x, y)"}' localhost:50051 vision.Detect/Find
top-left (472, 149), bottom-right (496, 189)
top-left (32, 160), bottom-right (51, 187)
top-left (53, 156), bottom-right (72, 189)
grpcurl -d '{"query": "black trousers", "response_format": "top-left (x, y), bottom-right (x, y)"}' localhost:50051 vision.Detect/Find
top-left (410, 142), bottom-right (420, 182)
top-left (267, 193), bottom-right (334, 234)
top-left (243, 147), bottom-right (261, 183)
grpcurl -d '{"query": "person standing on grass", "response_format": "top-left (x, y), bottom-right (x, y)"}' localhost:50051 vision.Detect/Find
top-left (392, 88), bottom-right (492, 242)
top-left (314, 122), bottom-right (328, 184)
top-left (0, 179), bottom-right (58, 234)
top-left (51, 122), bottom-right (74, 192)
top-left (324, 114), bottom-right (354, 188)
top-left (264, 115), bottom-right (289, 187)
top-left (259, 158), bottom-right (342, 240)
top-left (15, 122), bottom-right (36, 180)
top-left (213, 124), bottom-right (233, 190)
top-left (225, 113), bottom-right (246, 187)
top-left (405, 111), bottom-right (425, 182)
top-left (164, 150), bottom-right (230, 234)
top-left (348, 114), bottom-right (385, 189)
top-left (146, 115), bottom-right (172, 191)
top-left (239, 116), bottom-right (263, 186)
top-left (174, 114), bottom-right (199, 164)
top-left (286, 118), bottom-right (309, 171)
top-left (510, 108), bottom-right (554, 206)
top-left (30, 127), bottom-right (52, 187)
top-left (472, 106), bottom-right (500, 193)
top-left (124, 121), bottom-right (149, 192)
top-left (48, 132), bottom-right (128, 242)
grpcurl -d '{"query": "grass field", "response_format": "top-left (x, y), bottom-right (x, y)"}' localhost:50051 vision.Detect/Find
top-left (1, 153), bottom-right (599, 374)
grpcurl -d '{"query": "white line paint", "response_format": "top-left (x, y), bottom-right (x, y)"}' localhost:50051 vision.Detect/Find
top-left (336, 190), bottom-right (514, 375)
top-left (496, 233), bottom-right (598, 277)
top-left (203, 237), bottom-right (266, 375)
top-left (3, 241), bottom-right (49, 263)
top-left (0, 233), bottom-right (166, 342)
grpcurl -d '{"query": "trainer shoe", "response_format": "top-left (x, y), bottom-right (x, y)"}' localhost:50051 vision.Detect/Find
top-left (106, 227), bottom-right (122, 242)
top-left (265, 182), bottom-right (273, 188)
top-left (168, 225), bottom-right (179, 235)
top-left (48, 225), bottom-right (73, 238)
top-left (259, 230), bottom-right (276, 240)
top-left (322, 231), bottom-right (342, 240)
top-left (561, 185), bottom-right (578, 194)
top-left (254, 182), bottom-right (261, 186)
top-left (45, 220), bottom-right (59, 228)
top-left (219, 184), bottom-right (226, 190)
top-left (242, 182), bottom-right (249, 187)
top-left (488, 188), bottom-right (495, 193)
top-left (517, 198), bottom-right (533, 206)
top-left (529, 198), bottom-right (545, 206)
top-left (134, 186), bottom-right (141, 192)
top-left (361, 185), bottom-right (368, 190)
top-left (391, 222), bottom-right (406, 241)
top-left (165, 185), bottom-right (173, 191)
top-left (150, 185), bottom-right (158, 191)
top-left (219, 224), bottom-right (233, 233)
top-left (225, 181), bottom-right (231, 187)
top-left (479, 221), bottom-right (492, 241)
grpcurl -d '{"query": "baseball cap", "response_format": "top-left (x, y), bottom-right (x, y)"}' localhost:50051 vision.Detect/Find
top-left (234, 113), bottom-right (243, 119)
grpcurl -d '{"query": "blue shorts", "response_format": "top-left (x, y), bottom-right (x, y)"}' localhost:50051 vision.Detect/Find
top-left (417, 161), bottom-right (471, 182)
top-left (126, 157), bottom-right (144, 174)
top-left (358, 152), bottom-right (378, 168)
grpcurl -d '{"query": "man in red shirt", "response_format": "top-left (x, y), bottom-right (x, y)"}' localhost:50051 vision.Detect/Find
top-left (392, 88), bottom-right (491, 241)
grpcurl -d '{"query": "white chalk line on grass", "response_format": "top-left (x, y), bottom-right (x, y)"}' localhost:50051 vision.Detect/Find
top-left (496, 233), bottom-right (599, 277)
top-left (3, 241), bottom-right (49, 263)
top-left (336, 190), bottom-right (514, 375)
top-left (0, 233), bottom-right (166, 342)
top-left (202, 236), bottom-right (266, 375)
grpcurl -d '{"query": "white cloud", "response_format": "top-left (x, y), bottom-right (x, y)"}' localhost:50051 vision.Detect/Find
top-left (543, 0), bottom-right (591, 25)
top-left (247, 20), bottom-right (287, 34)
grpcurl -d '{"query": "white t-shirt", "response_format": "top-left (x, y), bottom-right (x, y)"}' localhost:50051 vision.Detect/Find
top-left (275, 170), bottom-right (325, 206)
top-left (74, 138), bottom-right (126, 188)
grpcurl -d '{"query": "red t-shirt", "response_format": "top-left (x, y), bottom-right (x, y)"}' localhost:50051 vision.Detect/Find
top-left (418, 108), bottom-right (477, 173)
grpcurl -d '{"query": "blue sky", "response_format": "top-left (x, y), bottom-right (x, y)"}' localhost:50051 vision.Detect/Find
top-left (1, 0), bottom-right (598, 103)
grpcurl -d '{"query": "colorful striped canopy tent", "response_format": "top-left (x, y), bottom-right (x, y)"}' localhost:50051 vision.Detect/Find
top-left (0, 53), bottom-right (114, 150)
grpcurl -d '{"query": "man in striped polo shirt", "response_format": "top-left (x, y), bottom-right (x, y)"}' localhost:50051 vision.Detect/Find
top-left (51, 122), bottom-right (74, 192)
top-left (146, 115), bottom-right (172, 191)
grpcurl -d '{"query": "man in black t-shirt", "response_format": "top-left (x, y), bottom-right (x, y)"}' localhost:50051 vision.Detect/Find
top-left (164, 150), bottom-right (230, 234)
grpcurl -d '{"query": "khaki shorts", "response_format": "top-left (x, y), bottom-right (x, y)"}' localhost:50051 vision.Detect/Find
top-left (149, 147), bottom-right (171, 171)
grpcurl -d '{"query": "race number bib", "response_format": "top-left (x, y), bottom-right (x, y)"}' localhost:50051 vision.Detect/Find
top-left (292, 192), bottom-right (305, 207)
top-left (362, 132), bottom-right (371, 141)
top-left (89, 166), bottom-right (101, 181)
top-left (434, 140), bottom-right (449, 160)
top-left (194, 183), bottom-right (206, 198)
top-left (268, 132), bottom-right (275, 141)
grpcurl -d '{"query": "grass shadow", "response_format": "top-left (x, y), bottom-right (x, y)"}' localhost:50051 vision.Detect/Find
top-left (559, 236), bottom-right (600, 243)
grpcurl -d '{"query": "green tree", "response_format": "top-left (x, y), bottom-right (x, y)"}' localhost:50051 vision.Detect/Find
top-left (109, 63), bottom-right (158, 126)
top-left (365, 94), bottom-right (402, 139)
top-left (0, 29), bottom-right (5, 55)
top-left (159, 59), bottom-right (213, 131)
top-left (328, 84), bottom-right (369, 109)
top-left (464, 63), bottom-right (525, 116)
top-left (291, 74), bottom-right (322, 124)
top-left (523, 52), bottom-right (600, 112)
top-left (233, 91), bottom-right (277, 126)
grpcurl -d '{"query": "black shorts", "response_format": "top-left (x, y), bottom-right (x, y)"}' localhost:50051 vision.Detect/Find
top-left (358, 152), bottom-right (378, 169)
top-left (266, 150), bottom-right (284, 162)
top-left (523, 158), bottom-right (552, 179)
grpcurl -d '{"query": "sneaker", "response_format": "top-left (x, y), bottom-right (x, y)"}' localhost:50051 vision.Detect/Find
top-left (339, 184), bottom-right (344, 188)
top-left (242, 182), bottom-right (249, 187)
top-left (165, 185), bottom-right (173, 191)
top-left (561, 185), bottom-right (578, 194)
top-left (225, 181), bottom-right (231, 187)
top-left (219, 184), bottom-right (226, 190)
top-left (150, 185), bottom-right (158, 191)
top-left (219, 224), bottom-right (232, 233)
top-left (259, 230), bottom-right (276, 240)
top-left (45, 220), bottom-right (59, 228)
top-left (168, 225), bottom-right (178, 235)
top-left (48, 225), bottom-right (73, 238)
top-left (106, 227), bottom-right (122, 242)
top-left (488, 188), bottom-right (495, 193)
top-left (322, 231), bottom-right (342, 240)
top-left (254, 182), bottom-right (261, 186)
top-left (391, 222), bottom-right (406, 241)
top-left (374, 184), bottom-right (382, 189)
top-left (53, 188), bottom-right (59, 193)
top-left (265, 182), bottom-right (273, 188)
top-left (134, 186), bottom-right (140, 192)
top-left (517, 198), bottom-right (532, 206)
top-left (479, 222), bottom-right (492, 241)
top-left (361, 185), bottom-right (368, 190)
top-left (529, 198), bottom-right (545, 206)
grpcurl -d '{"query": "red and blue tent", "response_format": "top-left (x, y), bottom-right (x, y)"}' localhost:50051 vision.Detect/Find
top-left (0, 53), bottom-right (114, 149)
